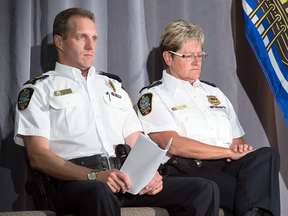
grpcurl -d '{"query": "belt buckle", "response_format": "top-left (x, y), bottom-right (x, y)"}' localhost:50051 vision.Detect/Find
top-left (101, 156), bottom-right (118, 170)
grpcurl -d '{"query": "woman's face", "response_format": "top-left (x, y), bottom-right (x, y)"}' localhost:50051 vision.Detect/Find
top-left (166, 40), bottom-right (203, 84)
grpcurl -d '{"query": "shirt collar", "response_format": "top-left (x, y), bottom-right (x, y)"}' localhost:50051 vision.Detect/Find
top-left (55, 62), bottom-right (96, 81)
top-left (162, 70), bottom-right (204, 95)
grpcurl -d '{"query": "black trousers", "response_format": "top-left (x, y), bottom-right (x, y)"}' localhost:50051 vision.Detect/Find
top-left (164, 147), bottom-right (280, 216)
top-left (55, 165), bottom-right (220, 216)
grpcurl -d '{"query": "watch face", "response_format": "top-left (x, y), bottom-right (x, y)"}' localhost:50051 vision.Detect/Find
top-left (88, 171), bottom-right (97, 180)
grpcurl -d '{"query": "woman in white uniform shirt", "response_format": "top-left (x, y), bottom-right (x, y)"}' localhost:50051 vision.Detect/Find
top-left (137, 20), bottom-right (280, 216)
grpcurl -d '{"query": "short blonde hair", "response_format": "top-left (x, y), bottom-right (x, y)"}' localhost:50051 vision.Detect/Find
top-left (159, 20), bottom-right (204, 69)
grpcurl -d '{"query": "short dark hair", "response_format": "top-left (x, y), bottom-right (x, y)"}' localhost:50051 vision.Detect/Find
top-left (53, 8), bottom-right (95, 41)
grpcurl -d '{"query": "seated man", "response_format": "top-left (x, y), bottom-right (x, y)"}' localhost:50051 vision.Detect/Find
top-left (137, 20), bottom-right (280, 216)
top-left (14, 8), bottom-right (220, 216)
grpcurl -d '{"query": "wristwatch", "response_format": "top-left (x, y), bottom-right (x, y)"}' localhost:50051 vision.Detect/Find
top-left (87, 170), bottom-right (98, 181)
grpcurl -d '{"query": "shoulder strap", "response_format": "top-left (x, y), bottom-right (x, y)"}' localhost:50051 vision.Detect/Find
top-left (98, 71), bottom-right (122, 83)
top-left (23, 74), bottom-right (49, 85)
top-left (139, 80), bottom-right (162, 93)
top-left (200, 80), bottom-right (217, 87)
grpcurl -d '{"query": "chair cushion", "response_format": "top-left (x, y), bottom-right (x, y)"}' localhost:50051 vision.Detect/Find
top-left (0, 211), bottom-right (56, 216)
top-left (121, 207), bottom-right (169, 216)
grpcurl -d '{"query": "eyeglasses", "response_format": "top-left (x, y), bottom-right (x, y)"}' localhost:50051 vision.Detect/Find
top-left (168, 50), bottom-right (208, 62)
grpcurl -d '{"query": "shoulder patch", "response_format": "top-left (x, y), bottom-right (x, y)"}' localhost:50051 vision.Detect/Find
top-left (137, 93), bottom-right (153, 116)
top-left (17, 87), bottom-right (35, 111)
top-left (139, 80), bottom-right (162, 93)
top-left (98, 71), bottom-right (122, 83)
top-left (200, 80), bottom-right (217, 87)
top-left (24, 75), bottom-right (49, 85)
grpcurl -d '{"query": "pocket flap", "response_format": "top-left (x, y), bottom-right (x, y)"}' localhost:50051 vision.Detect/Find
top-left (49, 94), bottom-right (82, 109)
top-left (103, 93), bottom-right (123, 108)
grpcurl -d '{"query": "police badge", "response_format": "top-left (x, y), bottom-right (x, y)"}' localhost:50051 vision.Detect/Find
top-left (207, 95), bottom-right (220, 107)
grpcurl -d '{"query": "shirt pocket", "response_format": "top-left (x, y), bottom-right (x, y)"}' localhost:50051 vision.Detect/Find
top-left (103, 93), bottom-right (124, 135)
top-left (211, 108), bottom-right (232, 140)
top-left (49, 94), bottom-right (87, 138)
top-left (172, 108), bottom-right (206, 138)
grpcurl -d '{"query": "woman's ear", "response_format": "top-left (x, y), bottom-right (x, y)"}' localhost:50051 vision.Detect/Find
top-left (163, 51), bottom-right (172, 67)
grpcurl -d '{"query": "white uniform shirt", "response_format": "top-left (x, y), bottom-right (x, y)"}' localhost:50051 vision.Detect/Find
top-left (137, 71), bottom-right (244, 163)
top-left (14, 63), bottom-right (142, 160)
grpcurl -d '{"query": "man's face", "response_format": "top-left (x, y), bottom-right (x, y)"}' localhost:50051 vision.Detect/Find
top-left (58, 16), bottom-right (98, 72)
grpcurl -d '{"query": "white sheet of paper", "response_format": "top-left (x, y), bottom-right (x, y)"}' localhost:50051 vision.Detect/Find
top-left (120, 133), bottom-right (172, 195)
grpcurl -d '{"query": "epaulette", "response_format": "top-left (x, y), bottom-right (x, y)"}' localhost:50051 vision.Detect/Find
top-left (139, 80), bottom-right (162, 93)
top-left (23, 75), bottom-right (49, 85)
top-left (98, 71), bottom-right (122, 83)
top-left (200, 80), bottom-right (217, 87)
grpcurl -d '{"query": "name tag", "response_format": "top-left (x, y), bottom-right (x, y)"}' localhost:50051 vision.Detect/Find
top-left (54, 88), bottom-right (73, 96)
top-left (171, 105), bottom-right (187, 111)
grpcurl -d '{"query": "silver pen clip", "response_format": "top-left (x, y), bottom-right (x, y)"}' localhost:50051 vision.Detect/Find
top-left (106, 92), bottom-right (111, 101)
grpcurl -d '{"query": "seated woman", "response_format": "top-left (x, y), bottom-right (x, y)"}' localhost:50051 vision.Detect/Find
top-left (137, 19), bottom-right (280, 216)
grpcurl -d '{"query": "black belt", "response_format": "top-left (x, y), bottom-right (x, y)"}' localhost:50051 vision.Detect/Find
top-left (69, 154), bottom-right (120, 171)
top-left (161, 156), bottom-right (227, 176)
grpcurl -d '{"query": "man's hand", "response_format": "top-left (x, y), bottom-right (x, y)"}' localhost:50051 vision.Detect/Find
top-left (139, 171), bottom-right (163, 195)
top-left (96, 169), bottom-right (130, 194)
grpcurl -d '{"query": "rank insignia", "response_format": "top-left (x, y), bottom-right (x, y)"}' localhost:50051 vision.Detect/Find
top-left (24, 75), bottom-right (49, 85)
top-left (137, 93), bottom-right (153, 116)
top-left (18, 87), bottom-right (34, 111)
top-left (207, 95), bottom-right (220, 106)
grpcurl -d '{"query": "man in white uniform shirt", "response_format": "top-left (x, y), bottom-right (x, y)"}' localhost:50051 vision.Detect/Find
top-left (137, 20), bottom-right (280, 216)
top-left (14, 8), bottom-right (220, 216)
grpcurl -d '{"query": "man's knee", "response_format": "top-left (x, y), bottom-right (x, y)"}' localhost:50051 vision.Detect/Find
top-left (79, 181), bottom-right (120, 215)
top-left (83, 181), bottom-right (117, 203)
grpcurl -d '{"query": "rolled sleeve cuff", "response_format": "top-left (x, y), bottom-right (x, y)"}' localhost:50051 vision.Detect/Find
top-left (123, 124), bottom-right (143, 139)
top-left (143, 123), bottom-right (179, 135)
top-left (14, 127), bottom-right (50, 146)
top-left (232, 126), bottom-right (245, 139)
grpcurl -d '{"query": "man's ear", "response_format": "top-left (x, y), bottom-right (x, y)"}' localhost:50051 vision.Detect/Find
top-left (163, 51), bottom-right (172, 67)
top-left (54, 35), bottom-right (63, 51)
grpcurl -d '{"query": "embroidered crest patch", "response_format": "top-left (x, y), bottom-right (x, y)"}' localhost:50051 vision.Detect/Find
top-left (18, 87), bottom-right (35, 111)
top-left (207, 95), bottom-right (220, 106)
top-left (137, 93), bottom-right (153, 116)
